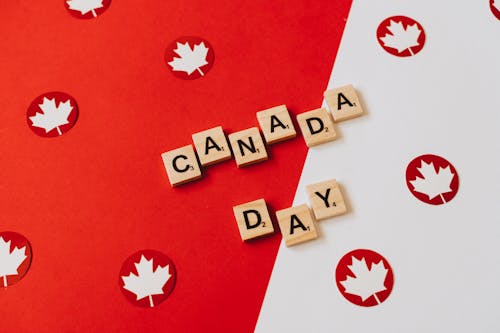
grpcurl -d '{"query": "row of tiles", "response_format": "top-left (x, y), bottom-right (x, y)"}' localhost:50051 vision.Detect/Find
top-left (233, 179), bottom-right (347, 246)
top-left (161, 84), bottom-right (364, 187)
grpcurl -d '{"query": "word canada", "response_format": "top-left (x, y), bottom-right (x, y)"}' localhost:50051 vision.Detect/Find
top-left (161, 84), bottom-right (364, 186)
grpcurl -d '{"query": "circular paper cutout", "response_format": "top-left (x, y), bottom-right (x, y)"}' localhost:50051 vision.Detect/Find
top-left (119, 250), bottom-right (177, 307)
top-left (377, 15), bottom-right (426, 57)
top-left (0, 231), bottom-right (33, 287)
top-left (336, 249), bottom-right (394, 307)
top-left (165, 36), bottom-right (215, 80)
top-left (65, 0), bottom-right (112, 19)
top-left (490, 0), bottom-right (500, 20)
top-left (406, 154), bottom-right (459, 205)
top-left (27, 91), bottom-right (79, 138)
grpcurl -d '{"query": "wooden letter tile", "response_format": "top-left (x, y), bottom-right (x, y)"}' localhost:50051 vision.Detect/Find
top-left (256, 105), bottom-right (297, 144)
top-left (296, 108), bottom-right (336, 147)
top-left (276, 204), bottom-right (318, 247)
top-left (192, 126), bottom-right (232, 166)
top-left (161, 145), bottom-right (202, 187)
top-left (324, 84), bottom-right (364, 122)
top-left (306, 179), bottom-right (347, 220)
top-left (228, 127), bottom-right (268, 167)
top-left (233, 199), bottom-right (275, 241)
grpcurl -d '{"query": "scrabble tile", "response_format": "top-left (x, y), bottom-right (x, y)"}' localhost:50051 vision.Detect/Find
top-left (296, 108), bottom-right (336, 147)
top-left (228, 127), bottom-right (268, 167)
top-left (233, 199), bottom-right (275, 241)
top-left (324, 84), bottom-right (364, 122)
top-left (256, 105), bottom-right (297, 144)
top-left (192, 126), bottom-right (232, 166)
top-left (161, 145), bottom-right (202, 187)
top-left (276, 204), bottom-right (318, 247)
top-left (306, 179), bottom-right (347, 220)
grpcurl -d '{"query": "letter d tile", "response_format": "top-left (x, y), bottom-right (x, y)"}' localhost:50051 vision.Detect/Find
top-left (233, 199), bottom-right (275, 241)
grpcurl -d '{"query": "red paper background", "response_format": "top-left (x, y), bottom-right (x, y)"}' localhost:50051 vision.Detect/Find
top-left (0, 1), bottom-right (351, 331)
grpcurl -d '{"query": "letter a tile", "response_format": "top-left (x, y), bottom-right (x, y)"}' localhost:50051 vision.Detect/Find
top-left (256, 105), bottom-right (297, 144)
top-left (192, 126), bottom-right (232, 166)
top-left (233, 199), bottom-right (275, 241)
top-left (161, 145), bottom-right (202, 187)
top-left (276, 204), bottom-right (318, 247)
top-left (324, 84), bottom-right (364, 122)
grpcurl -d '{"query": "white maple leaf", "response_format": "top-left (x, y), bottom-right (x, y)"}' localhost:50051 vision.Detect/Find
top-left (409, 160), bottom-right (455, 203)
top-left (121, 255), bottom-right (171, 307)
top-left (0, 236), bottom-right (27, 288)
top-left (168, 42), bottom-right (209, 76)
top-left (380, 20), bottom-right (421, 55)
top-left (66, 0), bottom-right (103, 18)
top-left (29, 97), bottom-right (73, 136)
top-left (340, 256), bottom-right (388, 304)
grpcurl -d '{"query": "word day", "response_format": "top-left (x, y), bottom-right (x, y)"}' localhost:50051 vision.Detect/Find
top-left (234, 179), bottom-right (347, 247)
top-left (161, 84), bottom-right (364, 186)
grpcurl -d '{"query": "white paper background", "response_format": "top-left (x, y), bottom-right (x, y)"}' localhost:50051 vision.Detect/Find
top-left (256, 1), bottom-right (500, 332)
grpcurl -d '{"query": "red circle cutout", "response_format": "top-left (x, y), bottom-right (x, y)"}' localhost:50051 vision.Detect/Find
top-left (119, 250), bottom-right (177, 308)
top-left (64, 0), bottom-right (112, 19)
top-left (406, 154), bottom-right (459, 205)
top-left (165, 36), bottom-right (215, 80)
top-left (336, 249), bottom-right (394, 307)
top-left (377, 16), bottom-right (426, 57)
top-left (27, 92), bottom-right (79, 138)
top-left (490, 0), bottom-right (500, 20)
top-left (0, 231), bottom-right (33, 288)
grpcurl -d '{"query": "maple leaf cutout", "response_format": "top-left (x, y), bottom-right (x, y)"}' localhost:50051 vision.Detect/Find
top-left (66, 0), bottom-right (103, 17)
top-left (29, 97), bottom-right (73, 136)
top-left (121, 255), bottom-right (171, 307)
top-left (409, 160), bottom-right (455, 203)
top-left (168, 42), bottom-right (209, 76)
top-left (0, 236), bottom-right (27, 288)
top-left (380, 20), bottom-right (422, 55)
top-left (340, 256), bottom-right (388, 304)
